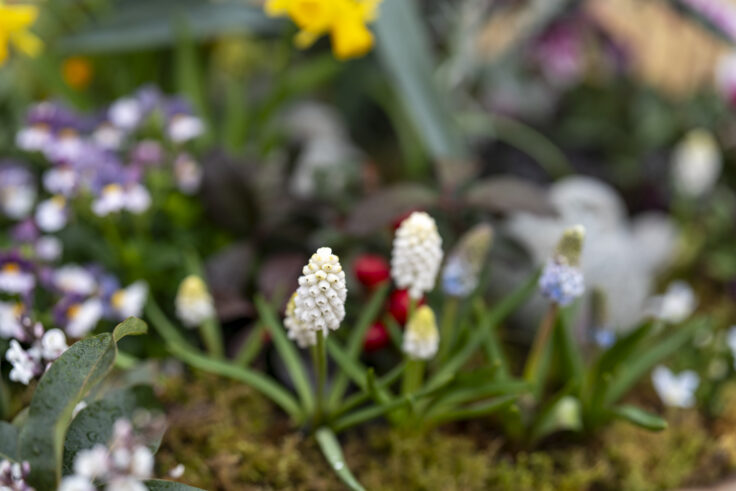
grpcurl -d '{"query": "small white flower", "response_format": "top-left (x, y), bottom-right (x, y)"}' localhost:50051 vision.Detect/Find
top-left (174, 153), bottom-right (203, 194)
top-left (402, 305), bottom-right (439, 360)
top-left (647, 281), bottom-right (696, 324)
top-left (175, 275), bottom-right (215, 328)
top-left (671, 129), bottom-right (722, 198)
top-left (651, 365), bottom-right (699, 408)
top-left (35, 195), bottom-right (68, 232)
top-left (124, 184), bottom-right (151, 214)
top-left (109, 98), bottom-right (143, 131)
top-left (0, 302), bottom-right (24, 339)
top-left (107, 476), bottom-right (148, 491)
top-left (73, 401), bottom-right (88, 418)
top-left (293, 247), bottom-right (347, 334)
top-left (0, 263), bottom-right (35, 294)
top-left (43, 166), bottom-right (77, 196)
top-left (66, 298), bottom-right (104, 338)
top-left (54, 265), bottom-right (97, 296)
top-left (46, 132), bottom-right (85, 164)
top-left (74, 444), bottom-right (110, 480)
top-left (391, 212), bottom-right (443, 299)
top-left (168, 464), bottom-right (185, 479)
top-left (92, 184), bottom-right (126, 217)
top-left (6, 340), bottom-right (40, 385)
top-left (0, 184), bottom-right (36, 220)
top-left (284, 292), bottom-right (316, 348)
top-left (36, 235), bottom-right (63, 262)
top-left (16, 124), bottom-right (52, 152)
top-left (40, 328), bottom-right (68, 360)
top-left (93, 123), bottom-right (126, 150)
top-left (111, 281), bottom-right (149, 319)
top-left (129, 446), bottom-right (153, 478)
top-left (167, 114), bottom-right (204, 143)
top-left (59, 474), bottom-right (96, 491)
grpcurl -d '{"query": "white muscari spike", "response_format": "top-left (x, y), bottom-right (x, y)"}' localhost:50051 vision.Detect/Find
top-left (175, 275), bottom-right (215, 328)
top-left (391, 211), bottom-right (443, 299)
top-left (293, 247), bottom-right (347, 334)
top-left (284, 291), bottom-right (317, 348)
top-left (402, 305), bottom-right (440, 360)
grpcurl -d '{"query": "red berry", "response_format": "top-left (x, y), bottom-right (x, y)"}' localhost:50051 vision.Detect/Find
top-left (354, 254), bottom-right (390, 288)
top-left (363, 322), bottom-right (390, 352)
top-left (388, 289), bottom-right (425, 325)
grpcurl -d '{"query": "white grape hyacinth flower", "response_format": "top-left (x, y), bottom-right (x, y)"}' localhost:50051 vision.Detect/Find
top-left (391, 211), bottom-right (443, 300)
top-left (651, 365), bottom-right (699, 408)
top-left (175, 275), bottom-right (215, 328)
top-left (671, 128), bottom-right (722, 198)
top-left (402, 305), bottom-right (440, 360)
top-left (284, 292), bottom-right (317, 348)
top-left (293, 247), bottom-right (347, 334)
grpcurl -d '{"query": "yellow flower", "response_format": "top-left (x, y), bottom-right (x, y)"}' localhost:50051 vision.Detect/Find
top-left (265, 0), bottom-right (380, 60)
top-left (0, 1), bottom-right (42, 66)
top-left (62, 56), bottom-right (93, 90)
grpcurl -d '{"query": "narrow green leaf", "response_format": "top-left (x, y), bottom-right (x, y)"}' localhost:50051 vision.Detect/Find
top-left (554, 305), bottom-right (584, 385)
top-left (113, 317), bottom-right (148, 343)
top-left (611, 405), bottom-right (667, 431)
top-left (315, 428), bottom-right (366, 491)
top-left (375, 0), bottom-right (466, 160)
top-left (167, 343), bottom-right (303, 423)
top-left (145, 479), bottom-right (206, 490)
top-left (427, 380), bottom-right (530, 413)
top-left (255, 295), bottom-right (314, 414)
top-left (19, 334), bottom-right (118, 490)
top-left (234, 324), bottom-right (265, 367)
top-left (0, 421), bottom-right (18, 461)
top-left (427, 395), bottom-right (518, 426)
top-left (328, 284), bottom-right (389, 410)
top-left (604, 318), bottom-right (709, 405)
top-left (326, 339), bottom-right (390, 404)
top-left (63, 385), bottom-right (162, 474)
top-left (332, 397), bottom-right (411, 433)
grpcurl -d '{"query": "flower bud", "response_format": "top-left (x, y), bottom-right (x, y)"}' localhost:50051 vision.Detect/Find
top-left (402, 305), bottom-right (439, 360)
top-left (442, 223), bottom-right (493, 297)
top-left (363, 322), bottom-right (389, 352)
top-left (293, 247), bottom-right (347, 334)
top-left (671, 129), bottom-right (721, 198)
top-left (388, 289), bottom-right (424, 325)
top-left (391, 211), bottom-right (443, 299)
top-left (354, 253), bottom-right (390, 288)
top-left (538, 225), bottom-right (585, 306)
top-left (175, 275), bottom-right (215, 328)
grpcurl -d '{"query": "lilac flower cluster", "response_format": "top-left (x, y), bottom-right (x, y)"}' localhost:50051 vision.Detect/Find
top-left (59, 418), bottom-right (160, 491)
top-left (0, 460), bottom-right (33, 491)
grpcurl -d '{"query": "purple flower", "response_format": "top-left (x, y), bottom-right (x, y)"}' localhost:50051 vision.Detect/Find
top-left (0, 163), bottom-right (36, 220)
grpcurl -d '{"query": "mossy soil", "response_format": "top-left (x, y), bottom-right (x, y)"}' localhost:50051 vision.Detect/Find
top-left (153, 372), bottom-right (736, 490)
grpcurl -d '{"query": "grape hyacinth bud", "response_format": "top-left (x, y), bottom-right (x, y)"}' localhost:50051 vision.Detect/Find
top-left (175, 275), bottom-right (215, 328)
top-left (402, 305), bottom-right (440, 360)
top-left (538, 225), bottom-right (585, 306)
top-left (391, 211), bottom-right (443, 300)
top-left (651, 365), bottom-right (699, 408)
top-left (442, 223), bottom-right (493, 298)
top-left (284, 292), bottom-right (317, 348)
top-left (671, 129), bottom-right (722, 198)
top-left (293, 247), bottom-right (347, 334)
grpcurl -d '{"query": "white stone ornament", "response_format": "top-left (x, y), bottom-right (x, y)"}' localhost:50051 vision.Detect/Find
top-left (391, 212), bottom-right (443, 300)
top-left (293, 247), bottom-right (347, 334)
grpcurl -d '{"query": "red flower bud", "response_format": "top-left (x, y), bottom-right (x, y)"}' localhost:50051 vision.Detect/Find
top-left (354, 254), bottom-right (390, 288)
top-left (388, 289), bottom-right (425, 325)
top-left (363, 322), bottom-right (390, 352)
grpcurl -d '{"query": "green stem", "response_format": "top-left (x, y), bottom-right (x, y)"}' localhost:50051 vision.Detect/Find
top-left (198, 317), bottom-right (224, 359)
top-left (314, 330), bottom-right (328, 426)
top-left (523, 303), bottom-right (559, 387)
top-left (234, 324), bottom-right (265, 367)
top-left (401, 358), bottom-right (425, 396)
top-left (438, 297), bottom-right (458, 362)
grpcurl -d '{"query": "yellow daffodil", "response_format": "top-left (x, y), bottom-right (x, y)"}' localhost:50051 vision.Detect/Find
top-left (0, 1), bottom-right (42, 66)
top-left (265, 0), bottom-right (381, 60)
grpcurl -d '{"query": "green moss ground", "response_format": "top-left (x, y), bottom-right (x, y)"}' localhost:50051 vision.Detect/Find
top-left (155, 373), bottom-right (736, 490)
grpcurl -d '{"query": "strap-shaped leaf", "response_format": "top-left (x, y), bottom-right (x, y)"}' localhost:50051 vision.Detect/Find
top-left (63, 385), bottom-right (162, 474)
top-left (254, 295), bottom-right (314, 414)
top-left (328, 284), bottom-right (390, 410)
top-left (315, 428), bottom-right (365, 491)
top-left (0, 421), bottom-right (18, 461)
top-left (145, 479), bottom-right (205, 490)
top-left (427, 395), bottom-right (518, 426)
top-left (610, 405), bottom-right (667, 431)
top-left (19, 334), bottom-right (117, 489)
